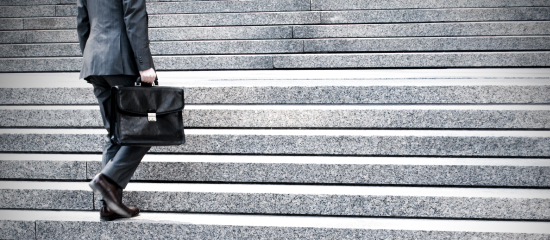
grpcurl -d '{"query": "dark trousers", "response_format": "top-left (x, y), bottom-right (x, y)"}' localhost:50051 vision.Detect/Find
top-left (88, 75), bottom-right (150, 189)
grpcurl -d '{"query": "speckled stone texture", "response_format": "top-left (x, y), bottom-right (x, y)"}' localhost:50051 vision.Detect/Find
top-left (149, 12), bottom-right (320, 27)
top-left (304, 37), bottom-right (550, 52)
top-left (0, 31), bottom-right (26, 44)
top-left (321, 7), bottom-right (550, 23)
top-left (0, 5), bottom-right (55, 18)
top-left (311, 0), bottom-right (550, 10)
top-left (0, 160), bottom-right (87, 180)
top-left (3, 108), bottom-right (549, 129)
top-left (2, 85), bottom-right (550, 105)
top-left (0, 18), bottom-right (23, 30)
top-left (88, 190), bottom-right (550, 219)
top-left (86, 160), bottom-right (550, 187)
top-left (154, 55), bottom-right (273, 70)
top-left (22, 17), bottom-right (75, 30)
top-left (0, 0), bottom-right (59, 5)
top-left (151, 40), bottom-right (302, 55)
top-left (0, 88), bottom-right (96, 105)
top-left (34, 221), bottom-right (550, 239)
top-left (147, 0), bottom-right (309, 14)
top-left (273, 52), bottom-right (550, 68)
top-left (55, 5), bottom-right (76, 17)
top-left (149, 26), bottom-right (292, 41)
top-left (0, 189), bottom-right (92, 210)
top-left (0, 220), bottom-right (35, 240)
top-left (2, 133), bottom-right (550, 157)
top-left (25, 30), bottom-right (78, 43)
top-left (0, 57), bottom-right (82, 72)
top-left (0, 43), bottom-right (81, 57)
top-left (294, 22), bottom-right (550, 38)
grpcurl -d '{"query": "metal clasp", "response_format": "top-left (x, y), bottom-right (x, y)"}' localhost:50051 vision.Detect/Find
top-left (148, 113), bottom-right (157, 122)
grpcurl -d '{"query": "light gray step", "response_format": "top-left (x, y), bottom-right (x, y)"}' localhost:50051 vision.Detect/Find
top-left (311, 0), bottom-right (550, 11)
top-left (2, 52), bottom-right (550, 72)
top-left (1, 105), bottom-right (550, 129)
top-left (6, 7), bottom-right (550, 29)
top-left (1, 69), bottom-right (549, 104)
top-left (3, 211), bottom-right (550, 240)
top-left (1, 181), bottom-right (550, 219)
top-left (272, 52), bottom-right (550, 68)
top-left (0, 0), bottom-right (263, 6)
top-left (1, 12), bottom-right (320, 30)
top-left (0, 26), bottom-right (292, 44)
top-left (4, 37), bottom-right (550, 58)
top-left (1, 0), bottom-right (309, 18)
top-left (2, 154), bottom-right (550, 187)
top-left (294, 22), bottom-right (550, 39)
top-left (1, 129), bottom-right (549, 157)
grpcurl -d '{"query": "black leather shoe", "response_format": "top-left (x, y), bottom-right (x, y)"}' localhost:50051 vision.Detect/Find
top-left (89, 173), bottom-right (133, 218)
top-left (100, 200), bottom-right (139, 221)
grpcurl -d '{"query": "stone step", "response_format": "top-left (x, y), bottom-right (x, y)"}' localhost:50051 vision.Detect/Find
top-left (4, 7), bottom-right (550, 29)
top-left (1, 69), bottom-right (549, 104)
top-left (2, 210), bottom-right (549, 240)
top-left (16, 0), bottom-right (309, 18)
top-left (1, 129), bottom-right (549, 157)
top-left (3, 37), bottom-right (550, 58)
top-left (1, 105), bottom-right (549, 129)
top-left (0, 0), bottom-right (264, 7)
top-left (0, 26), bottom-right (292, 44)
top-left (2, 181), bottom-right (550, 219)
top-left (3, 52), bottom-right (550, 72)
top-left (311, 0), bottom-right (550, 11)
top-left (294, 22), bottom-right (550, 39)
top-left (4, 21), bottom-right (549, 44)
top-left (2, 154), bottom-right (549, 187)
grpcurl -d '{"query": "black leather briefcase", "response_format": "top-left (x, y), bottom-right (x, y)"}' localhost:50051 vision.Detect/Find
top-left (109, 78), bottom-right (185, 146)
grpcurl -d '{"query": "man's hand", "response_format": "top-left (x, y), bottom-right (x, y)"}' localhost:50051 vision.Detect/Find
top-left (139, 68), bottom-right (156, 84)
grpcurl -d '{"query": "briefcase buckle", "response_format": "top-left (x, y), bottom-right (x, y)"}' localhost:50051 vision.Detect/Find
top-left (148, 113), bottom-right (157, 122)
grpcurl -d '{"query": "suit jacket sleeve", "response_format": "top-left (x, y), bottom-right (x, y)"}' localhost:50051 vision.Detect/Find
top-left (123, 0), bottom-right (155, 71)
top-left (76, 0), bottom-right (90, 54)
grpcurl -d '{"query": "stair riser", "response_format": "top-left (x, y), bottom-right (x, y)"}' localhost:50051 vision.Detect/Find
top-left (311, 0), bottom-right (550, 11)
top-left (0, 189), bottom-right (92, 210)
top-left (3, 85), bottom-right (549, 105)
top-left (1, 133), bottom-right (549, 156)
top-left (2, 109), bottom-right (549, 129)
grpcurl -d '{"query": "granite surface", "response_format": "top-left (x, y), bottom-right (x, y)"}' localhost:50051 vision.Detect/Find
top-left (294, 22), bottom-right (550, 38)
top-left (25, 30), bottom-right (77, 43)
top-left (153, 55), bottom-right (273, 70)
top-left (92, 190), bottom-right (550, 219)
top-left (147, 0), bottom-right (309, 14)
top-left (2, 132), bottom-right (550, 157)
top-left (151, 40), bottom-right (302, 55)
top-left (4, 108), bottom-right (549, 129)
top-left (0, 18), bottom-right (23, 31)
top-left (0, 189), bottom-right (92, 210)
top-left (23, 17), bottom-right (75, 30)
top-left (0, 160), bottom-right (87, 180)
top-left (2, 85), bottom-right (550, 105)
top-left (0, 57), bottom-right (82, 72)
top-left (0, 220), bottom-right (35, 240)
top-left (87, 160), bottom-right (550, 187)
top-left (0, 0), bottom-right (59, 6)
top-left (321, 7), bottom-right (550, 23)
top-left (273, 52), bottom-right (550, 68)
top-left (149, 26), bottom-right (292, 41)
top-left (35, 221), bottom-right (550, 240)
top-left (0, 43), bottom-right (80, 57)
top-left (311, 0), bottom-right (550, 11)
top-left (55, 5), bottom-right (76, 17)
top-left (304, 37), bottom-right (550, 52)
top-left (0, 31), bottom-right (26, 43)
top-left (0, 5), bottom-right (55, 18)
top-left (149, 12), bottom-right (320, 27)
top-left (0, 88), bottom-right (96, 105)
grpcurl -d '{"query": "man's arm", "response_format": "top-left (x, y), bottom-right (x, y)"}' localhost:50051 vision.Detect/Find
top-left (76, 0), bottom-right (90, 54)
top-left (122, 0), bottom-right (156, 83)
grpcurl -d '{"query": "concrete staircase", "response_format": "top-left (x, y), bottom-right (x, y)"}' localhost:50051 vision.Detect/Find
top-left (1, 0), bottom-right (550, 239)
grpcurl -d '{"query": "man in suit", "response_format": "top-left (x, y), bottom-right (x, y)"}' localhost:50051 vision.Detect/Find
top-left (77, 0), bottom-right (156, 221)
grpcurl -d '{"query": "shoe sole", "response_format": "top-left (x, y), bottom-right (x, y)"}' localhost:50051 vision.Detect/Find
top-left (89, 181), bottom-right (131, 218)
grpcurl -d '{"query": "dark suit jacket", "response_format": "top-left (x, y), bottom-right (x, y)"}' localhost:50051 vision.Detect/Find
top-left (77, 0), bottom-right (154, 80)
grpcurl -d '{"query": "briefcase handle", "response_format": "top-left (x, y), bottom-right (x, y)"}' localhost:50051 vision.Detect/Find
top-left (135, 76), bottom-right (159, 86)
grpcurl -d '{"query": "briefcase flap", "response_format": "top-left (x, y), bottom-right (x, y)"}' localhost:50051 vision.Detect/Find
top-left (115, 86), bottom-right (184, 115)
